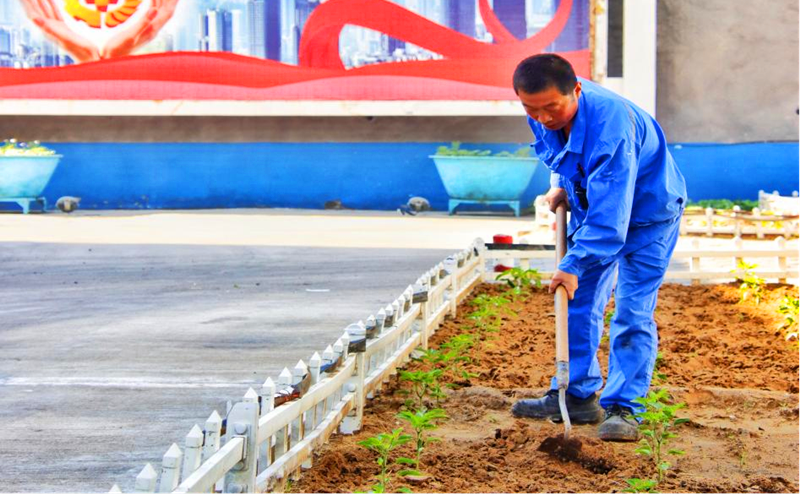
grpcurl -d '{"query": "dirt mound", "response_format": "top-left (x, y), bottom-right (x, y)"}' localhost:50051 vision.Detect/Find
top-left (290, 283), bottom-right (799, 493)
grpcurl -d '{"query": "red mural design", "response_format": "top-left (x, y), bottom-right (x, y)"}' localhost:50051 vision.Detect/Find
top-left (0, 0), bottom-right (589, 101)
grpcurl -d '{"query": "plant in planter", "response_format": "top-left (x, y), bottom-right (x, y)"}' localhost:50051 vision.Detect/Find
top-left (0, 138), bottom-right (62, 213)
top-left (430, 142), bottom-right (541, 217)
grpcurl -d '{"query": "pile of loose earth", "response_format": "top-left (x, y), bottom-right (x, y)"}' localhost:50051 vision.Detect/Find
top-left (291, 283), bottom-right (799, 493)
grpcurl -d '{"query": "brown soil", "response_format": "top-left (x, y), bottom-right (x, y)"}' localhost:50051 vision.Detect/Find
top-left (290, 283), bottom-right (799, 493)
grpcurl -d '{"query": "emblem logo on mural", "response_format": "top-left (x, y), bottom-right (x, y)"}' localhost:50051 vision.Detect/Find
top-left (64, 0), bottom-right (142, 29)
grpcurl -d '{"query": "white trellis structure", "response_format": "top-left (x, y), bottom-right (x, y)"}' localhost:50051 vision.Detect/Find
top-left (114, 235), bottom-right (798, 493)
top-left (116, 244), bottom-right (485, 494)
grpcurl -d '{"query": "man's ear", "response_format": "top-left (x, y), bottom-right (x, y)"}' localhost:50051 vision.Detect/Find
top-left (573, 81), bottom-right (582, 99)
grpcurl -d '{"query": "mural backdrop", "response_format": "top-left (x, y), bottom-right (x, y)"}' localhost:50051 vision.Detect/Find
top-left (0, 0), bottom-right (590, 100)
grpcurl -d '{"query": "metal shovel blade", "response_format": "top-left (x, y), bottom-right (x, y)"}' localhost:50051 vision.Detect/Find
top-left (558, 388), bottom-right (572, 439)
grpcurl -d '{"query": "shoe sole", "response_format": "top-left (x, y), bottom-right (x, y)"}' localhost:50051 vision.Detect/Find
top-left (512, 408), bottom-right (604, 425)
top-left (598, 431), bottom-right (639, 442)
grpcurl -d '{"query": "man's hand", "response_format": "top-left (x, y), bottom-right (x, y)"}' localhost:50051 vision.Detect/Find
top-left (544, 187), bottom-right (569, 213)
top-left (549, 269), bottom-right (578, 300)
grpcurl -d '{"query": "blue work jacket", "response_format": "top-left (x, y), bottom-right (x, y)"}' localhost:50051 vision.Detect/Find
top-left (528, 78), bottom-right (687, 278)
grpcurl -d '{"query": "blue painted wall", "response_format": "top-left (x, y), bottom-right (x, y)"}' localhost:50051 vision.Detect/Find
top-left (17, 141), bottom-right (799, 212)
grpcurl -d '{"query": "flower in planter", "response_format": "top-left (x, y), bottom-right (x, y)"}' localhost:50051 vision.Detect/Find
top-left (1, 139), bottom-right (57, 157)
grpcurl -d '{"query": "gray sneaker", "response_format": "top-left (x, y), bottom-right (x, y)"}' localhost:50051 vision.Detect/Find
top-left (511, 389), bottom-right (604, 424)
top-left (598, 404), bottom-right (639, 442)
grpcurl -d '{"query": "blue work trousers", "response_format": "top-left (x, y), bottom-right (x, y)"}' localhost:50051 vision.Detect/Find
top-left (549, 214), bottom-right (682, 413)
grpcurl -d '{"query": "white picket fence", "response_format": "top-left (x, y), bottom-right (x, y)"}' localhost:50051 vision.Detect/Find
top-left (535, 192), bottom-right (800, 239)
top-left (680, 191), bottom-right (799, 239)
top-left (482, 236), bottom-right (798, 285)
top-left (113, 243), bottom-right (485, 494)
top-left (114, 234), bottom-right (798, 494)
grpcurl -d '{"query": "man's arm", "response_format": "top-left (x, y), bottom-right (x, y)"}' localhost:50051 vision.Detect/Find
top-left (558, 138), bottom-right (638, 278)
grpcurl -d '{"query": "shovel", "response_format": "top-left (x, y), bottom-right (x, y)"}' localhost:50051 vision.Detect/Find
top-left (554, 203), bottom-right (572, 439)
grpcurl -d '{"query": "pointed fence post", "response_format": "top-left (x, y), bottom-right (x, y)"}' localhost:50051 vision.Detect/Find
top-left (181, 425), bottom-right (204, 483)
top-left (158, 444), bottom-right (182, 493)
top-left (445, 257), bottom-right (458, 317)
top-left (752, 207), bottom-right (764, 239)
top-left (340, 323), bottom-right (366, 434)
top-left (202, 410), bottom-right (223, 493)
top-left (733, 236), bottom-right (744, 269)
top-left (776, 236), bottom-right (787, 283)
top-left (223, 390), bottom-right (260, 494)
top-left (109, 484), bottom-right (122, 493)
top-left (333, 339), bottom-right (345, 403)
top-left (415, 279), bottom-right (430, 350)
top-left (705, 207), bottom-right (714, 237)
top-left (733, 205), bottom-right (742, 237)
top-left (690, 238), bottom-right (701, 285)
top-left (260, 376), bottom-right (276, 469)
top-left (474, 238), bottom-right (486, 280)
top-left (273, 367), bottom-right (292, 461)
top-left (321, 345), bottom-right (336, 413)
top-left (134, 464), bottom-right (157, 493)
top-left (309, 351), bottom-right (322, 425)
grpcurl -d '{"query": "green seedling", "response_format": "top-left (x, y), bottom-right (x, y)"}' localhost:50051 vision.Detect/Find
top-left (396, 408), bottom-right (448, 472)
top-left (496, 267), bottom-right (543, 291)
top-left (622, 478), bottom-right (658, 493)
top-left (651, 351), bottom-right (667, 385)
top-left (399, 369), bottom-right (445, 410)
top-left (777, 295), bottom-right (799, 342)
top-left (633, 389), bottom-right (689, 484)
top-left (733, 261), bottom-right (765, 305)
top-left (357, 428), bottom-right (413, 494)
top-left (439, 334), bottom-right (478, 383)
top-left (686, 198), bottom-right (758, 211)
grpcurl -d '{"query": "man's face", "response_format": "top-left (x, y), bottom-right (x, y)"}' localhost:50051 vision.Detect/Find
top-left (517, 82), bottom-right (581, 131)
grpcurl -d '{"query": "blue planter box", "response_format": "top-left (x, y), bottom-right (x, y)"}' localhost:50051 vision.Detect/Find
top-left (430, 155), bottom-right (540, 216)
top-left (0, 155), bottom-right (62, 213)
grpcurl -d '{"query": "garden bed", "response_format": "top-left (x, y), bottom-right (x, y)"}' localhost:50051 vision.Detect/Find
top-left (290, 283), bottom-right (799, 493)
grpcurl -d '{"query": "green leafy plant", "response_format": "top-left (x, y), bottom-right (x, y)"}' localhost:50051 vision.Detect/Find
top-left (396, 408), bottom-right (448, 472)
top-left (686, 199), bottom-right (758, 212)
top-left (651, 351), bottom-right (667, 385)
top-left (496, 267), bottom-right (543, 290)
top-left (434, 141), bottom-right (530, 158)
top-left (357, 428), bottom-right (413, 493)
top-left (439, 334), bottom-right (478, 383)
top-left (632, 389), bottom-right (689, 484)
top-left (0, 138), bottom-right (56, 156)
top-left (398, 369), bottom-right (445, 410)
top-left (622, 478), bottom-right (658, 493)
top-left (733, 261), bottom-right (765, 305)
top-left (777, 295), bottom-right (799, 342)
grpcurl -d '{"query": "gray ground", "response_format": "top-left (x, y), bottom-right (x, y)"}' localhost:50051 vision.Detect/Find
top-left (0, 242), bottom-right (451, 493)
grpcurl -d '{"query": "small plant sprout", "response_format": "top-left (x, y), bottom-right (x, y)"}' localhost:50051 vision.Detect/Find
top-left (733, 261), bottom-right (765, 305)
top-left (632, 389), bottom-right (689, 484)
top-left (396, 408), bottom-right (448, 472)
top-left (398, 369), bottom-right (445, 410)
top-left (357, 428), bottom-right (413, 493)
top-left (622, 478), bottom-right (658, 493)
top-left (651, 351), bottom-right (667, 385)
top-left (496, 267), bottom-right (543, 300)
top-left (777, 295), bottom-right (799, 343)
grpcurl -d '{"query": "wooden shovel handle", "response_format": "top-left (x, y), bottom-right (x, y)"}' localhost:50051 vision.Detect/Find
top-left (554, 203), bottom-right (570, 364)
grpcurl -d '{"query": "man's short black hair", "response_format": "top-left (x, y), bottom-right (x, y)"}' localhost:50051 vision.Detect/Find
top-left (513, 53), bottom-right (577, 95)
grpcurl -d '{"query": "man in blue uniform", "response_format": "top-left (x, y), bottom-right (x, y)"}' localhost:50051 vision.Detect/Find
top-left (510, 54), bottom-right (687, 441)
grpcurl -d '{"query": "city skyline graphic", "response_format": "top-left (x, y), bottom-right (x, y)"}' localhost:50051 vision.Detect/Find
top-left (0, 0), bottom-right (590, 102)
top-left (0, 0), bottom-right (588, 69)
